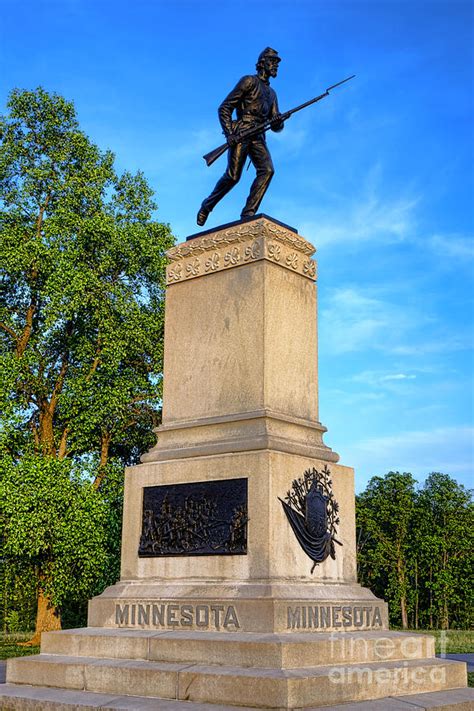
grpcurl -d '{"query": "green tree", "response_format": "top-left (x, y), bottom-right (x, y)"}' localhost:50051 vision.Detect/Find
top-left (357, 471), bottom-right (473, 630)
top-left (415, 473), bottom-right (473, 629)
top-left (0, 455), bottom-right (110, 642)
top-left (0, 87), bottom-right (174, 640)
top-left (356, 472), bottom-right (416, 628)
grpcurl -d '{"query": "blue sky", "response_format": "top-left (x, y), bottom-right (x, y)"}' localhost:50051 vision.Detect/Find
top-left (1, 0), bottom-right (472, 491)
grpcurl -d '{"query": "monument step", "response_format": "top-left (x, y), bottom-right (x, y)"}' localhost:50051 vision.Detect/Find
top-left (40, 628), bottom-right (435, 668)
top-left (0, 683), bottom-right (251, 710)
top-left (0, 684), bottom-right (473, 711)
top-left (6, 654), bottom-right (467, 708)
top-left (313, 687), bottom-right (474, 710)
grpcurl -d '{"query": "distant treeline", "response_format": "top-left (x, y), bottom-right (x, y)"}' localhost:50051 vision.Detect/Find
top-left (356, 471), bottom-right (473, 630)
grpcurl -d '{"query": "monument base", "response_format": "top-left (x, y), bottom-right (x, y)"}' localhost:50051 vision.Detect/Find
top-left (87, 580), bottom-right (388, 634)
top-left (4, 626), bottom-right (471, 709)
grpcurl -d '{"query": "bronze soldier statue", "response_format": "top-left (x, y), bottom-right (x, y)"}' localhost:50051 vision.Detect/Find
top-left (197, 47), bottom-right (284, 226)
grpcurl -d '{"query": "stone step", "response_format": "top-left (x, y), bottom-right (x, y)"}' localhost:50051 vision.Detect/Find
top-left (315, 687), bottom-right (474, 710)
top-left (0, 684), bottom-right (473, 711)
top-left (0, 684), bottom-right (474, 711)
top-left (40, 628), bottom-right (435, 668)
top-left (6, 654), bottom-right (467, 708)
top-left (0, 683), bottom-right (251, 709)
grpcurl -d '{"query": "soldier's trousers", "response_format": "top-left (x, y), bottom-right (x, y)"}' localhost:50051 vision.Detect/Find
top-left (201, 138), bottom-right (274, 217)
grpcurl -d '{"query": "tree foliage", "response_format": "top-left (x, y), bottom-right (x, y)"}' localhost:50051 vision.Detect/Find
top-left (0, 87), bottom-right (174, 636)
top-left (356, 471), bottom-right (473, 630)
top-left (356, 472), bottom-right (415, 629)
top-left (0, 87), bottom-right (173, 468)
top-left (415, 473), bottom-right (473, 629)
top-left (0, 455), bottom-right (109, 607)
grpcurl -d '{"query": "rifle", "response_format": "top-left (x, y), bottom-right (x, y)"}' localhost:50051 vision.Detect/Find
top-left (203, 74), bottom-right (355, 167)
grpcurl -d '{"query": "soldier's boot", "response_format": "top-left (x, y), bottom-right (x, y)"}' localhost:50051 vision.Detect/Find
top-left (197, 205), bottom-right (210, 226)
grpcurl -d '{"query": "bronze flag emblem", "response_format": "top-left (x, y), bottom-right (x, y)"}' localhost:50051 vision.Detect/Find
top-left (279, 466), bottom-right (342, 573)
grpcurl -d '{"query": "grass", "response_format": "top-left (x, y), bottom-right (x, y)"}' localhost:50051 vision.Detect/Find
top-left (0, 632), bottom-right (39, 660)
top-left (406, 629), bottom-right (474, 654)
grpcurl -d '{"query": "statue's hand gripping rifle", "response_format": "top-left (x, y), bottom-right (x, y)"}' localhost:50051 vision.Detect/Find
top-left (203, 75), bottom-right (355, 167)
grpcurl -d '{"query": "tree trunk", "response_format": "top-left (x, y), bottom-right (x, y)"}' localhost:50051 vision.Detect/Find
top-left (57, 427), bottom-right (69, 460)
top-left (39, 407), bottom-right (55, 456)
top-left (22, 588), bottom-right (61, 646)
top-left (93, 430), bottom-right (111, 489)
top-left (15, 300), bottom-right (36, 358)
top-left (414, 558), bottom-right (419, 630)
top-left (400, 593), bottom-right (408, 629)
top-left (397, 555), bottom-right (409, 629)
top-left (429, 566), bottom-right (433, 628)
top-left (442, 598), bottom-right (449, 630)
top-left (441, 549), bottom-right (449, 630)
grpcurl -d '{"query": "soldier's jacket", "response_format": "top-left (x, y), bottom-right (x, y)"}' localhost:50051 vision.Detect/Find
top-left (218, 74), bottom-right (283, 138)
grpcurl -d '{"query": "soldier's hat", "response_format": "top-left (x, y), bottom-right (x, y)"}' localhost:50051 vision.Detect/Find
top-left (257, 47), bottom-right (281, 63)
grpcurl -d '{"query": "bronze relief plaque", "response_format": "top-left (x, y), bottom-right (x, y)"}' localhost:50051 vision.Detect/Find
top-left (138, 478), bottom-right (248, 557)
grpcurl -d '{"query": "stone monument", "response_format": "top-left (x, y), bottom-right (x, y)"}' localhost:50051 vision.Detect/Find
top-left (2, 215), bottom-right (472, 709)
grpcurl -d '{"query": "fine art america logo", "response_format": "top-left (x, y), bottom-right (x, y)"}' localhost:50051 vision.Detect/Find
top-left (279, 466), bottom-right (342, 572)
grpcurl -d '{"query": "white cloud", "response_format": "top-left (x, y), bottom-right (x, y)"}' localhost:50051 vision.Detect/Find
top-left (298, 165), bottom-right (419, 248)
top-left (381, 373), bottom-right (416, 381)
top-left (350, 370), bottom-right (417, 387)
top-left (319, 283), bottom-right (472, 357)
top-left (322, 386), bottom-right (386, 406)
top-left (355, 426), bottom-right (473, 453)
top-left (319, 286), bottom-right (422, 354)
top-left (308, 195), bottom-right (417, 247)
top-left (428, 233), bottom-right (474, 260)
top-left (391, 336), bottom-right (473, 356)
top-left (347, 426), bottom-right (474, 491)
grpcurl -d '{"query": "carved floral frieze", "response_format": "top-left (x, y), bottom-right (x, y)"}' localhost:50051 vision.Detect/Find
top-left (165, 218), bottom-right (317, 285)
top-left (286, 252), bottom-right (299, 270)
top-left (185, 259), bottom-right (200, 278)
top-left (205, 252), bottom-right (220, 272)
top-left (224, 246), bottom-right (240, 266)
top-left (267, 243), bottom-right (281, 262)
